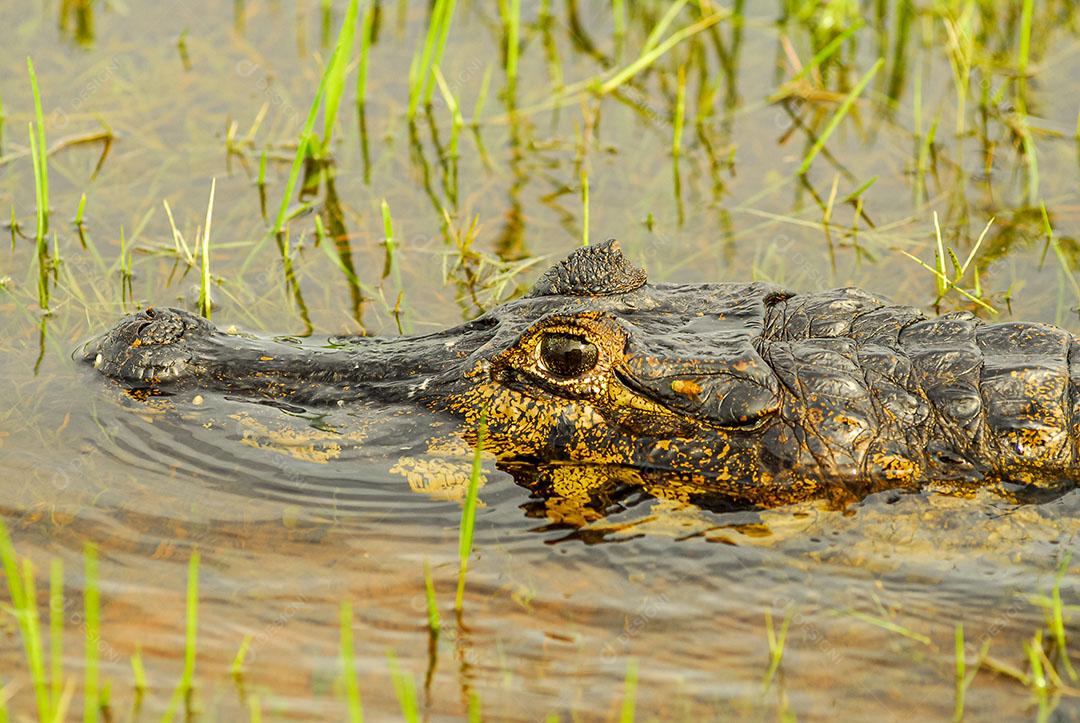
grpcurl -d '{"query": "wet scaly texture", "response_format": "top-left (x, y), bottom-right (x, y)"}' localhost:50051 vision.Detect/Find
top-left (84, 240), bottom-right (1080, 510)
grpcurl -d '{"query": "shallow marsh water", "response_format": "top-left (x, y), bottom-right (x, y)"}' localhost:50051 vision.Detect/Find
top-left (2, 0), bottom-right (1080, 719)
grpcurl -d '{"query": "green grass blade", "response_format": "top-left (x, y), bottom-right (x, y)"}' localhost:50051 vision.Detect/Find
top-left (619, 659), bottom-right (638, 723)
top-left (504, 0), bottom-right (521, 93)
top-left (784, 19), bottom-right (865, 87)
top-left (83, 544), bottom-right (99, 723)
top-left (423, 561), bottom-right (440, 634)
top-left (230, 634), bottom-right (253, 678)
top-left (672, 63), bottom-right (687, 157)
top-left (424, 0), bottom-right (458, 106)
top-left (953, 623), bottom-right (965, 721)
top-left (1050, 554), bottom-right (1077, 682)
top-left (387, 652), bottom-right (419, 723)
top-left (340, 601), bottom-right (363, 722)
top-left (27, 57), bottom-right (49, 235)
top-left (581, 168), bottom-right (589, 247)
top-left (409, 0), bottom-right (455, 119)
top-left (0, 521), bottom-right (25, 609)
top-left (599, 12), bottom-right (725, 95)
top-left (467, 692), bottom-right (481, 722)
top-left (1018, 0), bottom-right (1034, 79)
top-left (455, 412), bottom-right (486, 610)
top-left (199, 179), bottom-right (215, 320)
top-left (272, 29), bottom-right (346, 235)
top-left (131, 648), bottom-right (147, 695)
top-left (321, 0), bottom-right (360, 149)
top-left (248, 694), bottom-right (263, 723)
top-left (612, 0), bottom-right (625, 42)
top-left (182, 551), bottom-right (199, 695)
top-left (21, 559), bottom-right (51, 722)
top-left (472, 64), bottom-right (494, 126)
top-left (642, 0), bottom-right (688, 55)
top-left (798, 58), bottom-right (883, 176)
top-left (356, 4), bottom-right (375, 111)
top-left (49, 559), bottom-right (63, 714)
top-left (163, 551), bottom-right (200, 722)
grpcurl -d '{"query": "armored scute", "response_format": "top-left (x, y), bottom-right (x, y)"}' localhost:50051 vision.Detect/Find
top-left (83, 240), bottom-right (1080, 508)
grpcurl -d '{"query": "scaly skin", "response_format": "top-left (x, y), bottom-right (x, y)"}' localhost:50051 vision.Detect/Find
top-left (81, 240), bottom-right (1080, 507)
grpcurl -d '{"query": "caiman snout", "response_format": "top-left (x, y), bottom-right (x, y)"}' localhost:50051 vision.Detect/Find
top-left (81, 307), bottom-right (213, 385)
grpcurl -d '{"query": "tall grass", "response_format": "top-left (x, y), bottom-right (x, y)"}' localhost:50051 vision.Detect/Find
top-left (1018, 0), bottom-right (1035, 82)
top-left (581, 168), bottom-right (590, 247)
top-left (27, 123), bottom-right (49, 311)
top-left (672, 63), bottom-right (687, 158)
top-left (356, 3), bottom-right (375, 114)
top-left (408, 0), bottom-right (457, 120)
top-left (503, 0), bottom-right (522, 94)
top-left (26, 58), bottom-right (49, 235)
top-left (433, 66), bottom-right (464, 205)
top-left (198, 179), bottom-right (216, 319)
top-left (320, 0), bottom-right (360, 152)
top-left (271, 0), bottom-right (357, 236)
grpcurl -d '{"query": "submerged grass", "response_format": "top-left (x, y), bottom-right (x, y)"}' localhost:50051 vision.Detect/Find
top-left (760, 605), bottom-right (794, 691)
top-left (455, 411), bottom-right (486, 611)
top-left (423, 560), bottom-right (440, 635)
top-left (387, 651), bottom-right (419, 723)
top-left (83, 545), bottom-right (99, 723)
top-left (339, 601), bottom-right (363, 723)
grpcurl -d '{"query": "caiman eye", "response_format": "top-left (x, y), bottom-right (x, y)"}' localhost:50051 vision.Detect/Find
top-left (539, 333), bottom-right (598, 378)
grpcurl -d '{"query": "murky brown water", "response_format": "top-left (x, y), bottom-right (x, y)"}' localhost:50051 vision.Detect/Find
top-left (2, 0), bottom-right (1080, 719)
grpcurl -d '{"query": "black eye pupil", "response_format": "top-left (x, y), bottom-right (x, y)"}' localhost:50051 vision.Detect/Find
top-left (540, 333), bottom-right (598, 378)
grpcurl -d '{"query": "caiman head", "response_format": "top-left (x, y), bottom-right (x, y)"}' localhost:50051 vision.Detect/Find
top-left (82, 240), bottom-right (875, 508)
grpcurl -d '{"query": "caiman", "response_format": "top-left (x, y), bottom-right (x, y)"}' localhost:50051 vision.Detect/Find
top-left (81, 239), bottom-right (1080, 509)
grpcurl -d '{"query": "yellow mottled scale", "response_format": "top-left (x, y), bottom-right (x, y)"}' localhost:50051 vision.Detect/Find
top-left (764, 338), bottom-right (876, 481)
top-left (975, 322), bottom-right (1073, 476)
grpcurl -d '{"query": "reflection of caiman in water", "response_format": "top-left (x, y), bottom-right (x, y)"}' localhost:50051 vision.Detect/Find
top-left (82, 240), bottom-right (1079, 511)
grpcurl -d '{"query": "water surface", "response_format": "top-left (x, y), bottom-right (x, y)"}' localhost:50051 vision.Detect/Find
top-left (1, 0), bottom-right (1080, 719)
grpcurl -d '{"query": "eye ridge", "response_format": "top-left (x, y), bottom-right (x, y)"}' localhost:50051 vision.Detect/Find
top-left (539, 332), bottom-right (598, 378)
